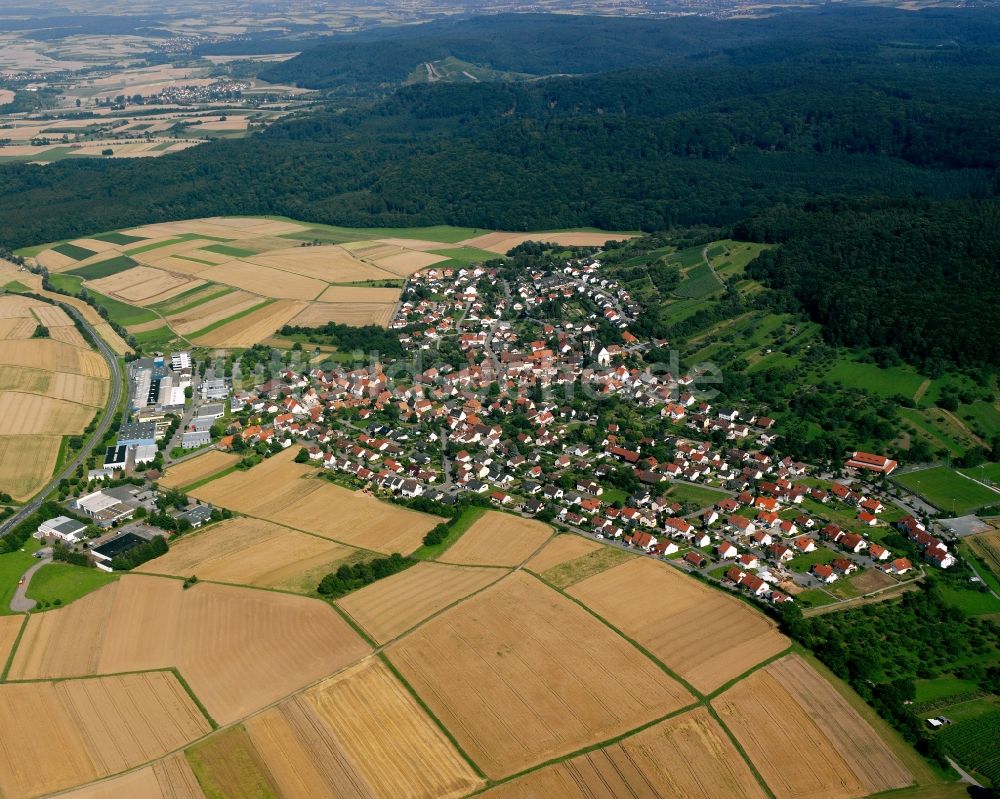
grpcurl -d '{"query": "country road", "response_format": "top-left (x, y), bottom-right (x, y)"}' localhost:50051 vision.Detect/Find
top-left (0, 303), bottom-right (122, 536)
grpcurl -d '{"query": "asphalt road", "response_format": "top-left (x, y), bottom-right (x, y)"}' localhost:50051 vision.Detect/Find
top-left (10, 553), bottom-right (52, 612)
top-left (0, 305), bottom-right (122, 536)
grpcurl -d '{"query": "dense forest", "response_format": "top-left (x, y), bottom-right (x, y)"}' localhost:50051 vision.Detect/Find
top-left (739, 199), bottom-right (1000, 369)
top-left (2, 14), bottom-right (1000, 248)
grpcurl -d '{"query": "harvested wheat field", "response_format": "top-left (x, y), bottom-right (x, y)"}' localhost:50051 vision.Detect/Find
top-left (372, 250), bottom-right (449, 275)
top-left (0, 615), bottom-right (23, 667)
top-left (525, 533), bottom-right (602, 573)
top-left (0, 392), bottom-right (96, 435)
top-left (158, 449), bottom-right (238, 489)
top-left (0, 434), bottom-right (62, 500)
top-left (166, 289), bottom-right (260, 335)
top-left (713, 655), bottom-right (912, 799)
top-left (483, 707), bottom-right (767, 799)
top-left (295, 301), bottom-right (396, 328)
top-left (48, 323), bottom-right (90, 348)
top-left (250, 246), bottom-right (393, 282)
top-left (317, 285), bottom-right (402, 303)
top-left (137, 517), bottom-right (361, 593)
top-left (338, 561), bottom-right (505, 643)
top-left (189, 448), bottom-right (437, 553)
top-left (8, 575), bottom-right (371, 724)
top-left (968, 530), bottom-right (1000, 579)
top-left (569, 557), bottom-right (788, 694)
top-left (387, 572), bottom-right (693, 779)
top-left (200, 260), bottom-right (324, 300)
top-left (192, 299), bottom-right (305, 347)
top-left (0, 339), bottom-right (107, 377)
top-left (30, 303), bottom-right (74, 327)
top-left (0, 368), bottom-right (106, 406)
top-left (88, 266), bottom-right (199, 304)
top-left (58, 754), bottom-right (205, 799)
top-left (0, 671), bottom-right (211, 799)
top-left (441, 510), bottom-right (552, 567)
top-left (248, 658), bottom-right (483, 799)
top-left (459, 230), bottom-right (635, 254)
top-left (0, 315), bottom-right (38, 339)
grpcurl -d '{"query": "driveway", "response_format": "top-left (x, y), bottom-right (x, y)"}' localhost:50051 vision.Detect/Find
top-left (10, 553), bottom-right (52, 613)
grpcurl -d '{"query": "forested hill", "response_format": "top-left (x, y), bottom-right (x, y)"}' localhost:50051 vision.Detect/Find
top-left (738, 199), bottom-right (1000, 370)
top-left (1, 9), bottom-right (1000, 250)
top-left (259, 10), bottom-right (1000, 95)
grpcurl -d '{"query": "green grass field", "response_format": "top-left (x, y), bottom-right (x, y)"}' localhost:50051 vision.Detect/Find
top-left (673, 261), bottom-right (723, 299)
top-left (274, 220), bottom-right (484, 244)
top-left (796, 588), bottom-right (838, 607)
top-left (915, 677), bottom-right (981, 704)
top-left (133, 325), bottom-right (177, 351)
top-left (823, 358), bottom-right (926, 399)
top-left (52, 242), bottom-right (96, 261)
top-left (125, 233), bottom-right (227, 256)
top-left (3, 280), bottom-right (30, 293)
top-left (788, 547), bottom-right (838, 573)
top-left (200, 243), bottom-right (257, 258)
top-left (429, 247), bottom-right (498, 266)
top-left (665, 482), bottom-right (730, 508)
top-left (895, 467), bottom-right (1000, 515)
top-left (412, 506), bottom-right (485, 561)
top-left (91, 231), bottom-right (146, 246)
top-left (85, 290), bottom-right (159, 327)
top-left (26, 563), bottom-right (117, 608)
top-left (67, 254), bottom-right (137, 280)
top-left (937, 584), bottom-right (1000, 616)
top-left (0, 538), bottom-right (40, 615)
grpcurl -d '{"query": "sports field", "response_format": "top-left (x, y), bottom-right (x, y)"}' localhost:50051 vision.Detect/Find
top-left (895, 466), bottom-right (1000, 514)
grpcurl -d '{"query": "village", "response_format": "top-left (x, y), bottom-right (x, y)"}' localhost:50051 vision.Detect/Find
top-left (31, 251), bottom-right (961, 612)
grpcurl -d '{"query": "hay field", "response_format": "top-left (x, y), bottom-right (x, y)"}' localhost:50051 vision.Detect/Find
top-left (0, 367), bottom-right (106, 406)
top-left (0, 339), bottom-right (107, 377)
top-left (289, 301), bottom-right (395, 328)
top-left (192, 299), bottom-right (305, 347)
top-left (58, 755), bottom-right (204, 799)
top-left (88, 265), bottom-right (199, 303)
top-left (0, 434), bottom-right (62, 500)
top-left (49, 323), bottom-right (89, 348)
top-left (569, 557), bottom-right (788, 694)
top-left (459, 230), bottom-right (635, 254)
top-left (525, 533), bottom-right (602, 572)
top-left (248, 658), bottom-right (483, 799)
top-left (483, 707), bottom-right (767, 799)
top-left (0, 316), bottom-right (37, 338)
top-left (199, 261), bottom-right (325, 300)
top-left (338, 561), bottom-right (505, 643)
top-left (713, 655), bottom-right (912, 799)
top-left (189, 449), bottom-right (437, 553)
top-left (0, 672), bottom-right (211, 799)
top-left (386, 572), bottom-right (693, 778)
top-left (0, 615), bottom-right (23, 667)
top-left (318, 285), bottom-right (402, 303)
top-left (372, 250), bottom-right (449, 275)
top-left (137, 517), bottom-right (361, 593)
top-left (441, 510), bottom-right (552, 567)
top-left (8, 575), bottom-right (371, 724)
top-left (0, 392), bottom-right (96, 434)
top-left (166, 289), bottom-right (260, 335)
top-left (968, 531), bottom-right (1000, 580)
top-left (30, 303), bottom-right (74, 327)
top-left (250, 246), bottom-right (394, 282)
top-left (158, 449), bottom-right (238, 489)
